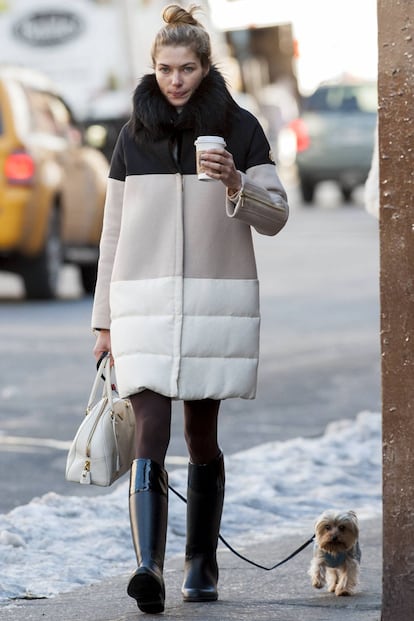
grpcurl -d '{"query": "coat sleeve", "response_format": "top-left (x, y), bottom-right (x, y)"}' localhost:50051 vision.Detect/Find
top-left (226, 121), bottom-right (289, 236)
top-left (91, 130), bottom-right (126, 329)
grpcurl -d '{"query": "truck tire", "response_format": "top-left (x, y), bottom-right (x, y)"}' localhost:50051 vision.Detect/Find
top-left (22, 208), bottom-right (62, 300)
top-left (341, 186), bottom-right (353, 203)
top-left (79, 262), bottom-right (98, 294)
top-left (300, 179), bottom-right (316, 204)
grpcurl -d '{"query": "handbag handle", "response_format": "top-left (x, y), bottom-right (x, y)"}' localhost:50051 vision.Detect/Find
top-left (86, 353), bottom-right (114, 413)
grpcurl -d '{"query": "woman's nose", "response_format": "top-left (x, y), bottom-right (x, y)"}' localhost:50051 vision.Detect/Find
top-left (171, 71), bottom-right (182, 85)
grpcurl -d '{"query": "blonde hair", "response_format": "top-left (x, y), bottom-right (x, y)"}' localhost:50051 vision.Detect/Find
top-left (151, 4), bottom-right (211, 68)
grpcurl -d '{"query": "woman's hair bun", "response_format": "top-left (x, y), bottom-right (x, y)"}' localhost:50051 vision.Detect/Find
top-left (152, 4), bottom-right (210, 68)
top-left (162, 4), bottom-right (202, 27)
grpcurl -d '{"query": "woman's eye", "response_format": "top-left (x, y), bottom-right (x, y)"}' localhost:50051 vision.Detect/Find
top-left (183, 66), bottom-right (194, 73)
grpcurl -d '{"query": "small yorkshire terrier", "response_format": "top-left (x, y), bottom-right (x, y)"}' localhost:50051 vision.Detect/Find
top-left (309, 510), bottom-right (361, 596)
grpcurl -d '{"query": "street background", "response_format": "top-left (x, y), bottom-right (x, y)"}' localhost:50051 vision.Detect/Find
top-left (0, 1), bottom-right (391, 618)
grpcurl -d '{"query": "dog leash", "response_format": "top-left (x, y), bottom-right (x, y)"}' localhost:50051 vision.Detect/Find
top-left (93, 356), bottom-right (316, 568)
top-left (168, 484), bottom-right (315, 571)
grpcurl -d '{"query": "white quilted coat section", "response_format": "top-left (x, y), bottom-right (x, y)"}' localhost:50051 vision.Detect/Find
top-left (110, 277), bottom-right (260, 400)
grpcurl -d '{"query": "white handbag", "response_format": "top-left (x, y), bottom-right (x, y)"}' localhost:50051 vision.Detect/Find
top-left (65, 353), bottom-right (135, 486)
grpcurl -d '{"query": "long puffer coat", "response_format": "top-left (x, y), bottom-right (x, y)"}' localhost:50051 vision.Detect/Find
top-left (91, 67), bottom-right (289, 400)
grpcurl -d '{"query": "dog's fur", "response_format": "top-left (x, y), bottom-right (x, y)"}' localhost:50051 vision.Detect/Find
top-left (309, 510), bottom-right (361, 596)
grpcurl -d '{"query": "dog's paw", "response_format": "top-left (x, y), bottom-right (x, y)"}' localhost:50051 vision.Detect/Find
top-left (335, 587), bottom-right (351, 596)
top-left (311, 578), bottom-right (324, 589)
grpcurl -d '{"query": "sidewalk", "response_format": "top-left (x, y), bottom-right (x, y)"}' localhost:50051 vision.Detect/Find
top-left (1, 516), bottom-right (381, 621)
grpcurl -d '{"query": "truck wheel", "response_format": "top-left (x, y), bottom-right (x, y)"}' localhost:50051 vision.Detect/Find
top-left (22, 209), bottom-right (62, 300)
top-left (300, 179), bottom-right (316, 204)
top-left (79, 263), bottom-right (98, 294)
top-left (341, 186), bottom-right (353, 203)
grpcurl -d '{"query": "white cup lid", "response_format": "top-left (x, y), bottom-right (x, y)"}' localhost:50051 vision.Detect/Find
top-left (194, 136), bottom-right (226, 146)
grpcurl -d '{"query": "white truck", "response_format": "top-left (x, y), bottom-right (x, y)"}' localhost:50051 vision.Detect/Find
top-left (0, 0), bottom-right (217, 158)
top-left (0, 0), bottom-right (134, 122)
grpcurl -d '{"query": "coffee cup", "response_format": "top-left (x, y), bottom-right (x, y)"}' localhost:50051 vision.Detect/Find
top-left (194, 135), bottom-right (226, 181)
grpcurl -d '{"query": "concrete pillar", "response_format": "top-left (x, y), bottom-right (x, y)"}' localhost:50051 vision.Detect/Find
top-left (378, 1), bottom-right (414, 619)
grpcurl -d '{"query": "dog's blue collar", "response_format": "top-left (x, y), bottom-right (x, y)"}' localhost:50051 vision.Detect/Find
top-left (322, 550), bottom-right (347, 568)
top-left (314, 541), bottom-right (361, 568)
top-left (314, 542), bottom-right (347, 567)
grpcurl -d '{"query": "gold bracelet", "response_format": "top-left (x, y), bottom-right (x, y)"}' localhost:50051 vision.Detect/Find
top-left (228, 188), bottom-right (242, 201)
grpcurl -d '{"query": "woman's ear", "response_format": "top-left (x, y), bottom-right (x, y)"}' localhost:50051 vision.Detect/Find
top-left (202, 64), bottom-right (210, 78)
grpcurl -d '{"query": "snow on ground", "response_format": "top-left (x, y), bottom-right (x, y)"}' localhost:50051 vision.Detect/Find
top-left (0, 411), bottom-right (381, 603)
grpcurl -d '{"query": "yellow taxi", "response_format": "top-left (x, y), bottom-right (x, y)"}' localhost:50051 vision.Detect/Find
top-left (0, 66), bottom-right (109, 299)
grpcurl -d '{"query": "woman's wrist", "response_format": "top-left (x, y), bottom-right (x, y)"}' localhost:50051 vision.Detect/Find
top-left (227, 172), bottom-right (242, 199)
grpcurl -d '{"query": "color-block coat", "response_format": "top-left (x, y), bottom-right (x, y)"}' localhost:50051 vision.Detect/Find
top-left (92, 68), bottom-right (289, 400)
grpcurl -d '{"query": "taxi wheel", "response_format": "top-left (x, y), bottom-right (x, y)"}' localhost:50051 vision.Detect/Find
top-left (22, 209), bottom-right (62, 300)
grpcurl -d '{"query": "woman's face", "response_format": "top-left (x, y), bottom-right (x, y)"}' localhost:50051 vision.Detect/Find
top-left (155, 45), bottom-right (209, 108)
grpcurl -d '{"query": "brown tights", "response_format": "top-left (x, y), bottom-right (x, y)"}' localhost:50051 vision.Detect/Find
top-left (129, 390), bottom-right (220, 467)
top-left (183, 398), bottom-right (220, 464)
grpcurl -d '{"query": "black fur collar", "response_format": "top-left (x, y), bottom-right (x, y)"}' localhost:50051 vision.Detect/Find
top-left (130, 66), bottom-right (240, 142)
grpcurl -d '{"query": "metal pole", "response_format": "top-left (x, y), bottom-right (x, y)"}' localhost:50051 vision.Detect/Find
top-left (378, 1), bottom-right (414, 619)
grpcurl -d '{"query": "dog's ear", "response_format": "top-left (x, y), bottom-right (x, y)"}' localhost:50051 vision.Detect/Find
top-left (345, 511), bottom-right (359, 530)
top-left (315, 510), bottom-right (335, 528)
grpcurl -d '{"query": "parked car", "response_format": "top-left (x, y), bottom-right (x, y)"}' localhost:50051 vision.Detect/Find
top-left (0, 66), bottom-right (109, 299)
top-left (285, 80), bottom-right (377, 204)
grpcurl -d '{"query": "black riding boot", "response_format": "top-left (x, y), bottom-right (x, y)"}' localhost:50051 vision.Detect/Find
top-left (127, 459), bottom-right (168, 614)
top-left (181, 452), bottom-right (225, 602)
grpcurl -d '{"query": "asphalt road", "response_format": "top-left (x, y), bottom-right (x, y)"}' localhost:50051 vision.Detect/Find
top-left (0, 184), bottom-right (381, 514)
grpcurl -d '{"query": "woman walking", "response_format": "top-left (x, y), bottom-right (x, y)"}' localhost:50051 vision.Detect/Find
top-left (92, 3), bottom-right (289, 614)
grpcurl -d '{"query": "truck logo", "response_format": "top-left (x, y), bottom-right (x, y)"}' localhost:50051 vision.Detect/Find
top-left (12, 10), bottom-right (84, 47)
